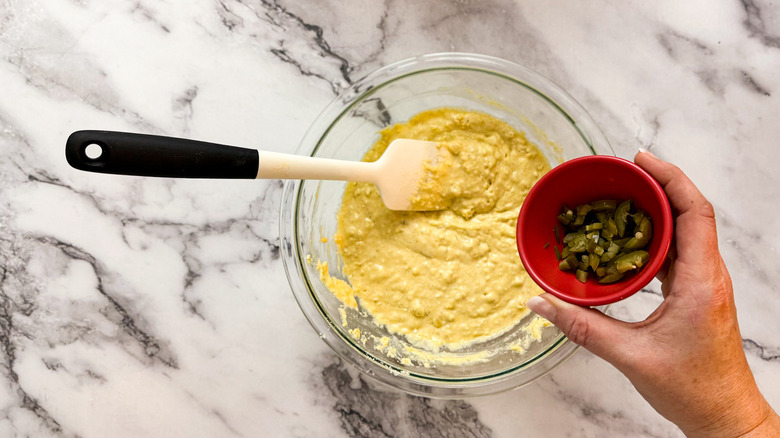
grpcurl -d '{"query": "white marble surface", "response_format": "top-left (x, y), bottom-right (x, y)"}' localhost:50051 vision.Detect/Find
top-left (1, 0), bottom-right (779, 436)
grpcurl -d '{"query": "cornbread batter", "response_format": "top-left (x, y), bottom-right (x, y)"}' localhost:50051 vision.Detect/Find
top-left (324, 108), bottom-right (550, 348)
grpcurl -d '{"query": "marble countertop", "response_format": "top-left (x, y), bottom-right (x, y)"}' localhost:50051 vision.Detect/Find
top-left (1, 1), bottom-right (779, 437)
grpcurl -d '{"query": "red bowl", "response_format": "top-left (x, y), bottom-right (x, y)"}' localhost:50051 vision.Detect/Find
top-left (516, 155), bottom-right (673, 306)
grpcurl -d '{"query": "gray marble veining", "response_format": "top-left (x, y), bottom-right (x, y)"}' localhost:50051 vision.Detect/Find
top-left (1, 0), bottom-right (778, 437)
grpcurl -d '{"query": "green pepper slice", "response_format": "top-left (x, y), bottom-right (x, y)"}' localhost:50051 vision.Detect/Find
top-left (613, 250), bottom-right (650, 273)
top-left (598, 271), bottom-right (625, 283)
top-left (559, 254), bottom-right (579, 271)
top-left (623, 217), bottom-right (653, 250)
top-left (614, 200), bottom-right (631, 237)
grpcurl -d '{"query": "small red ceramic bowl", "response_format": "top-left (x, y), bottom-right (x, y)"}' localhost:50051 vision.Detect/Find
top-left (517, 155), bottom-right (673, 306)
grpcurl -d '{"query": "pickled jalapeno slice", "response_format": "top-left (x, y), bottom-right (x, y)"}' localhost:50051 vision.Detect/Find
top-left (552, 199), bottom-right (653, 283)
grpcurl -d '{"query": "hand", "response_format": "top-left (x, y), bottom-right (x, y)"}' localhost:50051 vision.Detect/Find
top-left (527, 150), bottom-right (780, 437)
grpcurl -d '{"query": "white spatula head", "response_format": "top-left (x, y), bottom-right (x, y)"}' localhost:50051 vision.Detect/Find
top-left (373, 139), bottom-right (451, 211)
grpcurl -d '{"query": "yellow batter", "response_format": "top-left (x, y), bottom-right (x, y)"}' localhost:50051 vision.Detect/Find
top-left (323, 108), bottom-right (550, 349)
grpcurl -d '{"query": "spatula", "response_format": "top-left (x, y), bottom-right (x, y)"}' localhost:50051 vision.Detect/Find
top-left (65, 130), bottom-right (446, 211)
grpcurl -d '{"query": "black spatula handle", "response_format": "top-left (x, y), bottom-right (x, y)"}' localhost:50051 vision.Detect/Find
top-left (65, 130), bottom-right (259, 179)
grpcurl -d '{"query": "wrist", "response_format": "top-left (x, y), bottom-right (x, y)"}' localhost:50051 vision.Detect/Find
top-left (682, 394), bottom-right (776, 438)
top-left (738, 407), bottom-right (780, 438)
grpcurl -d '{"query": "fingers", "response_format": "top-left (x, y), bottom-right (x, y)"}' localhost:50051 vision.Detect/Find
top-left (527, 294), bottom-right (634, 366)
top-left (634, 150), bottom-right (720, 267)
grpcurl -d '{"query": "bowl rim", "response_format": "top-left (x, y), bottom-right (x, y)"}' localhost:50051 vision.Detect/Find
top-left (516, 155), bottom-right (674, 306)
top-left (279, 52), bottom-right (612, 397)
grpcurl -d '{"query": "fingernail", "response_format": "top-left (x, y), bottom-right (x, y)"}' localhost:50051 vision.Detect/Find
top-left (638, 147), bottom-right (655, 156)
top-left (527, 295), bottom-right (557, 322)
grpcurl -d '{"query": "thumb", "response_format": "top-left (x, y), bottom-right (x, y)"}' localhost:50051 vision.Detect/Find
top-left (527, 294), bottom-right (635, 365)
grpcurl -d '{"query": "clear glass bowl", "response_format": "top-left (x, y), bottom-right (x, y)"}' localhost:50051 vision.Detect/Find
top-left (279, 53), bottom-right (613, 397)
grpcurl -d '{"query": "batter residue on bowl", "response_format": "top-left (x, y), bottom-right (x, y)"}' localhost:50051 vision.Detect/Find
top-left (320, 108), bottom-right (551, 350)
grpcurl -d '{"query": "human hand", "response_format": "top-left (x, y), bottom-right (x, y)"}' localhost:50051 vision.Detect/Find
top-left (527, 150), bottom-right (780, 437)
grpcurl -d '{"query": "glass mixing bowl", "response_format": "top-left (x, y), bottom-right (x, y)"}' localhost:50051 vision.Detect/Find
top-left (279, 53), bottom-right (613, 397)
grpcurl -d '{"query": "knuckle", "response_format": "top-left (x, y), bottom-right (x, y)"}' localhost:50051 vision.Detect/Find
top-left (696, 199), bottom-right (716, 219)
top-left (565, 313), bottom-right (592, 347)
top-left (666, 164), bottom-right (687, 185)
top-left (668, 163), bottom-right (685, 178)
